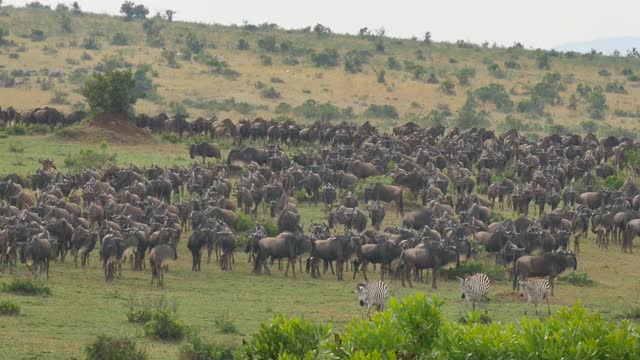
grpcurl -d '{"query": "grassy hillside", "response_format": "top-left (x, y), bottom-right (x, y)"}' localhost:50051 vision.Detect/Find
top-left (0, 5), bottom-right (639, 136)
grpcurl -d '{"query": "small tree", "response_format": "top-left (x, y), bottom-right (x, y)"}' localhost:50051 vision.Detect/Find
top-left (439, 80), bottom-right (455, 95)
top-left (536, 52), bottom-right (551, 70)
top-left (81, 69), bottom-right (140, 116)
top-left (58, 11), bottom-right (73, 33)
top-left (71, 2), bottom-right (81, 15)
top-left (237, 38), bottom-right (249, 50)
top-left (455, 67), bottom-right (476, 86)
top-left (0, 27), bottom-right (8, 43)
top-left (120, 1), bottom-right (135, 20)
top-left (133, 4), bottom-right (149, 19)
top-left (588, 89), bottom-right (607, 119)
top-left (423, 31), bottom-right (432, 45)
top-left (313, 23), bottom-right (332, 36)
top-left (310, 48), bottom-right (339, 67)
top-left (185, 32), bottom-right (205, 54)
top-left (375, 69), bottom-right (386, 84)
top-left (165, 10), bottom-right (175, 22)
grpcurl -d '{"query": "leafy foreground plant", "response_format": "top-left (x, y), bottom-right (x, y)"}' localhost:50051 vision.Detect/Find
top-left (243, 294), bottom-right (640, 359)
top-left (0, 300), bottom-right (21, 316)
top-left (85, 335), bottom-right (147, 360)
top-left (1, 278), bottom-right (52, 296)
top-left (180, 335), bottom-right (235, 360)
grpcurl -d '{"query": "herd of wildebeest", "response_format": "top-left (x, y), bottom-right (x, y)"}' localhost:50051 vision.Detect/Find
top-left (2, 109), bottom-right (640, 312)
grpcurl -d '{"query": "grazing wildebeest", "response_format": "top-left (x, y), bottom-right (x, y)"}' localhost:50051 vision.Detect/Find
top-left (512, 250), bottom-right (577, 295)
top-left (353, 240), bottom-right (401, 281)
top-left (187, 228), bottom-right (213, 272)
top-left (367, 200), bottom-right (386, 231)
top-left (400, 241), bottom-right (458, 288)
top-left (363, 183), bottom-right (404, 215)
top-left (308, 233), bottom-right (360, 280)
top-left (190, 142), bottom-right (221, 164)
top-left (252, 231), bottom-right (307, 278)
top-left (19, 233), bottom-right (52, 280)
top-left (100, 234), bottom-right (121, 282)
top-left (70, 226), bottom-right (97, 268)
top-left (149, 242), bottom-right (178, 288)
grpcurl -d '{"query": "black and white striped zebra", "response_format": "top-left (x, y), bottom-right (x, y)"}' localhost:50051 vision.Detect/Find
top-left (355, 281), bottom-right (389, 318)
top-left (457, 273), bottom-right (490, 313)
top-left (519, 279), bottom-right (551, 315)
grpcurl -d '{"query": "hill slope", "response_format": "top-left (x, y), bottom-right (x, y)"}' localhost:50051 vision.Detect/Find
top-left (0, 5), bottom-right (639, 136)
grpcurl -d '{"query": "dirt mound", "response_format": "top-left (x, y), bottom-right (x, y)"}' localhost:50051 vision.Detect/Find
top-left (52, 113), bottom-right (154, 144)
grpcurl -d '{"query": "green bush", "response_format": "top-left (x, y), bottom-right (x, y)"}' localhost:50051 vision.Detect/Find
top-left (387, 56), bottom-right (401, 70)
top-left (214, 312), bottom-right (238, 334)
top-left (30, 29), bottom-right (46, 42)
top-left (558, 272), bottom-right (596, 287)
top-left (295, 190), bottom-right (309, 202)
top-left (143, 310), bottom-right (188, 341)
top-left (588, 89), bottom-right (608, 119)
top-left (237, 38), bottom-right (249, 50)
top-left (439, 80), bottom-right (455, 95)
top-left (604, 174), bottom-right (624, 190)
top-left (180, 335), bottom-right (234, 360)
top-left (487, 63), bottom-right (505, 78)
top-left (0, 300), bottom-right (20, 316)
top-left (458, 311), bottom-right (492, 325)
top-left (54, 125), bottom-right (82, 140)
top-left (619, 307), bottom-right (640, 320)
top-left (344, 50), bottom-right (371, 73)
top-left (310, 48), bottom-right (339, 67)
top-left (365, 104), bottom-right (399, 119)
top-left (260, 86), bottom-right (281, 99)
top-left (260, 55), bottom-right (272, 66)
top-left (81, 69), bottom-right (140, 115)
top-left (455, 67), bottom-right (476, 86)
top-left (257, 36), bottom-right (277, 52)
top-left (236, 212), bottom-right (255, 232)
top-left (240, 315), bottom-right (331, 359)
top-left (294, 99), bottom-right (352, 121)
top-left (1, 278), bottom-right (52, 296)
top-left (64, 146), bottom-right (118, 171)
top-left (111, 32), bottom-right (129, 46)
top-left (85, 335), bottom-right (147, 360)
top-left (3, 125), bottom-right (30, 136)
top-left (82, 36), bottom-right (100, 50)
top-left (445, 259), bottom-right (506, 281)
top-left (473, 83), bottom-right (513, 112)
top-left (263, 220), bottom-right (279, 237)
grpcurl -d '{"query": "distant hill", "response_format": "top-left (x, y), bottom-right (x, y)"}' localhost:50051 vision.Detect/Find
top-left (555, 37), bottom-right (640, 55)
top-left (0, 5), bottom-right (639, 138)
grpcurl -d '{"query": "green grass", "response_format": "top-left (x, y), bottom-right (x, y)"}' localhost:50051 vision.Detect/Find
top-left (1, 277), bottom-right (52, 296)
top-left (0, 300), bottom-right (21, 316)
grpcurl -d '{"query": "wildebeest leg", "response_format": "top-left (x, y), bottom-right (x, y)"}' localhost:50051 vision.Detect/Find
top-left (380, 263), bottom-right (385, 281)
top-left (432, 268), bottom-right (438, 289)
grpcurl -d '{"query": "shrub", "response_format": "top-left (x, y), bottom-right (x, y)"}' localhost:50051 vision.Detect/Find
top-left (588, 89), bottom-right (607, 119)
top-left (458, 311), bottom-right (492, 325)
top-left (214, 312), bottom-right (238, 334)
top-left (260, 55), bottom-right (272, 66)
top-left (605, 81), bottom-right (627, 94)
top-left (275, 102), bottom-right (292, 114)
top-left (294, 99), bottom-right (352, 121)
top-left (604, 174), bottom-right (624, 190)
top-left (310, 48), bottom-right (339, 67)
top-left (0, 300), bottom-right (20, 316)
top-left (455, 67), bottom-right (476, 86)
top-left (487, 63), bottom-right (505, 78)
top-left (64, 147), bottom-right (118, 171)
top-left (85, 335), bottom-right (147, 360)
top-left (619, 307), bottom-right (640, 320)
top-left (1, 278), bottom-right (52, 296)
top-left (81, 36), bottom-right (100, 50)
top-left (439, 80), bottom-right (455, 95)
top-left (376, 69), bottom-right (386, 84)
top-left (536, 52), bottom-right (551, 69)
top-left (295, 190), bottom-right (309, 202)
top-left (185, 32), bottom-right (205, 54)
top-left (237, 38), bottom-right (249, 50)
top-left (282, 57), bottom-right (299, 66)
top-left (241, 315), bottom-right (331, 359)
top-left (344, 50), bottom-right (371, 73)
top-left (180, 335), bottom-right (234, 360)
top-left (271, 77), bottom-right (285, 84)
top-left (81, 69), bottom-right (140, 115)
top-left (257, 35), bottom-right (277, 52)
top-left (354, 175), bottom-right (393, 198)
top-left (260, 87), bottom-right (281, 99)
top-left (236, 212), bottom-right (255, 232)
top-left (263, 220), bottom-right (279, 237)
top-left (143, 310), bottom-right (188, 341)
top-left (111, 32), bottom-right (129, 46)
top-left (387, 56), bottom-right (401, 70)
top-left (365, 104), bottom-right (399, 119)
top-left (558, 272), bottom-right (596, 287)
top-left (598, 69), bottom-right (610, 77)
top-left (453, 94), bottom-right (489, 129)
top-left (3, 125), bottom-right (30, 136)
top-left (30, 29), bottom-right (46, 42)
top-left (446, 260), bottom-right (506, 281)
top-left (581, 120), bottom-right (598, 133)
top-left (51, 90), bottom-right (69, 105)
top-left (473, 83), bottom-right (514, 112)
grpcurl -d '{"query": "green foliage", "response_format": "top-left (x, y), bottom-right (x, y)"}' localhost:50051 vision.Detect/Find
top-left (143, 19), bottom-right (163, 47)
top-left (3, 125), bottom-right (30, 136)
top-left (111, 32), bottom-right (129, 46)
top-left (453, 94), bottom-right (489, 129)
top-left (619, 307), bottom-right (640, 320)
top-left (487, 63), bottom-right (505, 78)
top-left (604, 174), bottom-right (624, 190)
top-left (558, 272), bottom-right (596, 287)
top-left (260, 55), bottom-right (272, 66)
top-left (81, 69), bottom-right (140, 115)
top-left (294, 99), bottom-right (353, 121)
top-left (271, 77), bottom-right (285, 84)
top-left (387, 56), bottom-right (401, 70)
top-left (310, 48), bottom-right (339, 67)
top-left (263, 220), bottom-right (279, 237)
top-left (0, 27), bottom-right (9, 43)
top-left (51, 90), bottom-right (70, 105)
top-left (504, 59), bottom-right (520, 69)
top-left (439, 80), bottom-right (455, 95)
top-left (64, 147), bottom-right (118, 171)
top-left (458, 310), bottom-right (492, 325)
top-left (1, 278), bottom-right (52, 296)
top-left (295, 190), bottom-right (309, 202)
top-left (581, 120), bottom-right (598, 133)
top-left (445, 259), bottom-right (506, 281)
top-left (598, 69), bottom-right (610, 77)
top-left (81, 36), bottom-right (100, 50)
top-left (133, 64), bottom-right (159, 101)
top-left (143, 310), bottom-right (188, 341)
top-left (185, 32), bottom-right (205, 55)
top-left (240, 315), bottom-right (331, 359)
top-left (0, 300), bottom-right (20, 316)
top-left (236, 212), bottom-right (255, 232)
top-left (85, 335), bottom-right (148, 360)
top-left (518, 72), bottom-right (565, 115)
top-left (120, 1), bottom-right (149, 20)
top-left (213, 312), bottom-right (238, 334)
top-left (258, 35), bottom-right (277, 52)
top-left (588, 89), bottom-right (608, 119)
top-left (162, 49), bottom-right (179, 68)
top-left (536, 52), bottom-right (551, 69)
top-left (364, 104), bottom-right (399, 119)
top-left (473, 83), bottom-right (513, 112)
top-left (180, 335), bottom-right (234, 360)
top-left (30, 29), bottom-right (46, 42)
top-left (375, 69), bottom-right (386, 84)
top-left (237, 38), bottom-right (249, 50)
top-left (261, 86), bottom-right (281, 99)
top-left (605, 81), bottom-right (627, 94)
top-left (58, 11), bottom-right (73, 33)
top-left (344, 50), bottom-right (371, 73)
top-left (455, 67), bottom-right (476, 86)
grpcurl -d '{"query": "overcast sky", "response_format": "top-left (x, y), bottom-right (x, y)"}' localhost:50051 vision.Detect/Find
top-left (5, 0), bottom-right (640, 49)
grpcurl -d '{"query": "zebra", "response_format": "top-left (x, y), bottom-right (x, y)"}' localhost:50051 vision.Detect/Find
top-left (519, 279), bottom-right (551, 316)
top-left (457, 273), bottom-right (491, 313)
top-left (355, 281), bottom-right (389, 319)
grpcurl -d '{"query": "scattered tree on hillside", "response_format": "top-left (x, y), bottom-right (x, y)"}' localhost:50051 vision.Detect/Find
top-left (313, 23), bottom-right (332, 36)
top-left (588, 89), bottom-right (607, 119)
top-left (165, 10), bottom-right (175, 22)
top-left (0, 27), bottom-right (8, 44)
top-left (310, 48), bottom-right (339, 67)
top-left (58, 11), bottom-right (73, 33)
top-left (143, 19), bottom-right (163, 47)
top-left (536, 52), bottom-right (551, 70)
top-left (71, 2), bottom-right (81, 15)
top-left (453, 93), bottom-right (489, 129)
top-left (185, 32), bottom-right (205, 54)
top-left (120, 2), bottom-right (149, 20)
top-left (237, 38), bottom-right (249, 50)
top-left (439, 80), bottom-right (455, 95)
top-left (81, 69), bottom-right (140, 116)
top-left (423, 31), bottom-right (432, 45)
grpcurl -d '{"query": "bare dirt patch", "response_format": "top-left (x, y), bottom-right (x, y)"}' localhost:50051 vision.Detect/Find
top-left (52, 113), bottom-right (154, 145)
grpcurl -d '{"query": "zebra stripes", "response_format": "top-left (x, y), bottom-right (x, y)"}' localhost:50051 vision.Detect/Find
top-left (519, 279), bottom-right (551, 315)
top-left (355, 281), bottom-right (389, 319)
top-left (457, 273), bottom-right (491, 313)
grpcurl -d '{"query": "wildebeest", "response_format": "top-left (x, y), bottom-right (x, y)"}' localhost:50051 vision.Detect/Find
top-left (252, 231), bottom-right (307, 278)
top-left (308, 233), bottom-right (360, 280)
top-left (149, 242), bottom-right (178, 287)
top-left (190, 142), bottom-right (221, 163)
top-left (353, 240), bottom-right (401, 281)
top-left (363, 183), bottom-right (404, 215)
top-left (512, 251), bottom-right (577, 295)
top-left (70, 226), bottom-right (97, 268)
top-left (400, 241), bottom-right (458, 288)
top-left (19, 233), bottom-right (52, 280)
